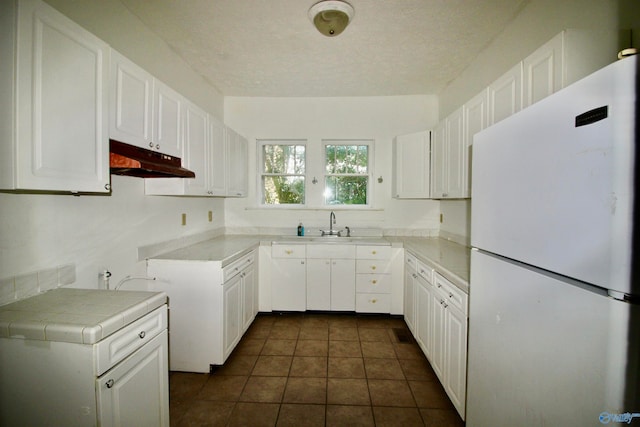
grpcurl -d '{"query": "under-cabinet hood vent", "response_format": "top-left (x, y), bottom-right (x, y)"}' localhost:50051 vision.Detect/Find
top-left (109, 140), bottom-right (195, 178)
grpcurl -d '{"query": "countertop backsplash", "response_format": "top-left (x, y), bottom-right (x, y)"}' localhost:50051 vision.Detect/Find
top-left (0, 264), bottom-right (76, 306)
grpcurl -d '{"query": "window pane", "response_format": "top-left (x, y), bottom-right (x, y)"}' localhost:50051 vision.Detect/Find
top-left (324, 176), bottom-right (368, 205)
top-left (263, 145), bottom-right (305, 174)
top-left (263, 176), bottom-right (305, 204)
top-left (325, 144), bottom-right (368, 173)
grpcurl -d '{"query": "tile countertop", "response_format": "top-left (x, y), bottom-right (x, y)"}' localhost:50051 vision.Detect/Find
top-left (0, 288), bottom-right (167, 344)
top-left (150, 234), bottom-right (470, 293)
top-left (397, 237), bottom-right (471, 293)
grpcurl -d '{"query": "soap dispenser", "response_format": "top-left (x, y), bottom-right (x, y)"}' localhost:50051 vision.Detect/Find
top-left (297, 222), bottom-right (304, 236)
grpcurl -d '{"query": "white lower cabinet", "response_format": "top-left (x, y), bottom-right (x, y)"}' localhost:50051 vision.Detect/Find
top-left (147, 250), bottom-right (257, 372)
top-left (306, 244), bottom-right (356, 311)
top-left (405, 251), bottom-right (469, 420)
top-left (356, 245), bottom-right (393, 313)
top-left (271, 244), bottom-right (307, 311)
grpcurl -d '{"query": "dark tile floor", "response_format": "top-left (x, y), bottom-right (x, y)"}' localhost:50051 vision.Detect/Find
top-left (169, 312), bottom-right (465, 426)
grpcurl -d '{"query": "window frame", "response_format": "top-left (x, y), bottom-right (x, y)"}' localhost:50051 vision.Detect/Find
top-left (258, 139), bottom-right (308, 208)
top-left (322, 139), bottom-right (374, 208)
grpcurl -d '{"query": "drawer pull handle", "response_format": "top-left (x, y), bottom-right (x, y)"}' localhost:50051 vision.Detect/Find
top-left (106, 379), bottom-right (115, 388)
top-left (437, 284), bottom-right (442, 288)
top-left (286, 250), bottom-right (293, 255)
top-left (371, 266), bottom-right (376, 270)
top-left (371, 299), bottom-right (377, 303)
top-left (372, 280), bottom-right (377, 284)
top-left (372, 251), bottom-right (377, 255)
top-left (449, 292), bottom-right (453, 298)
top-left (138, 331), bottom-right (146, 339)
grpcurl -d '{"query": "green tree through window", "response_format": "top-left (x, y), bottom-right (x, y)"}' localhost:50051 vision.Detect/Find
top-left (261, 143), bottom-right (305, 205)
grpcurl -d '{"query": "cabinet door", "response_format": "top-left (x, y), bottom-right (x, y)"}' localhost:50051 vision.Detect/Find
top-left (330, 259), bottom-right (356, 311)
top-left (223, 274), bottom-right (242, 359)
top-left (97, 330), bottom-right (169, 427)
top-left (271, 258), bottom-right (306, 311)
top-left (430, 121), bottom-right (446, 198)
top-left (403, 269), bottom-right (416, 334)
top-left (307, 259), bottom-right (331, 310)
top-left (242, 265), bottom-right (256, 331)
top-left (183, 102), bottom-right (208, 195)
top-left (523, 32), bottom-right (563, 108)
top-left (110, 50), bottom-right (153, 149)
top-left (226, 127), bottom-right (248, 197)
top-left (430, 291), bottom-right (446, 382)
top-left (153, 81), bottom-right (183, 158)
top-left (488, 63), bottom-right (523, 125)
top-left (464, 90), bottom-right (488, 197)
top-left (444, 305), bottom-right (468, 418)
top-left (393, 131), bottom-right (431, 198)
top-left (415, 277), bottom-right (432, 358)
top-left (208, 116), bottom-right (227, 195)
top-left (15, 0), bottom-right (109, 193)
top-left (445, 107), bottom-right (465, 198)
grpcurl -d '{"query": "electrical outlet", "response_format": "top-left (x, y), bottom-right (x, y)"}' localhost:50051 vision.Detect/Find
top-left (182, 213), bottom-right (187, 226)
top-left (440, 213), bottom-right (444, 223)
top-left (208, 210), bottom-right (213, 222)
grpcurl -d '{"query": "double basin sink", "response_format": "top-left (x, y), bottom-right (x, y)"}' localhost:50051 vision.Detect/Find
top-left (277, 235), bottom-right (390, 245)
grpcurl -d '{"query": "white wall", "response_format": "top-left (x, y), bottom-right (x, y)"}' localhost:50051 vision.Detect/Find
top-left (224, 96), bottom-right (442, 237)
top-left (1, 1), bottom-right (226, 293)
top-left (438, 0), bottom-right (635, 241)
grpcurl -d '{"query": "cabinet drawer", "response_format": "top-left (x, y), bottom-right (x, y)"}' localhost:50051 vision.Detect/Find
top-left (96, 305), bottom-right (167, 376)
top-left (356, 259), bottom-right (391, 274)
top-left (356, 245), bottom-right (391, 260)
top-left (416, 260), bottom-right (434, 284)
top-left (356, 274), bottom-right (392, 293)
top-left (272, 244), bottom-right (306, 258)
top-left (405, 252), bottom-right (418, 272)
top-left (306, 244), bottom-right (355, 259)
top-left (223, 251), bottom-right (256, 282)
top-left (356, 293), bottom-right (391, 313)
top-left (434, 273), bottom-right (468, 315)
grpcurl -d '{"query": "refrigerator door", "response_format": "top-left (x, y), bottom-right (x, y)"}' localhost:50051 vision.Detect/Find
top-left (471, 56), bottom-right (636, 294)
top-left (467, 249), bottom-right (632, 427)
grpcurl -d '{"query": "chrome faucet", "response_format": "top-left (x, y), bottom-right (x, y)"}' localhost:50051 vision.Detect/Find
top-left (329, 211), bottom-right (336, 233)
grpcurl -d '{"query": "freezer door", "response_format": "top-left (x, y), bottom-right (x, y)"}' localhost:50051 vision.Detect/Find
top-left (467, 250), bottom-right (633, 427)
top-left (471, 56), bottom-right (636, 293)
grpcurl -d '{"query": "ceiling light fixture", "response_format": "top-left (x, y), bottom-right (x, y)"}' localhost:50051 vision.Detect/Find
top-left (308, 0), bottom-right (354, 37)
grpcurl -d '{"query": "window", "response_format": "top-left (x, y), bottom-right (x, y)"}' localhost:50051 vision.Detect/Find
top-left (323, 142), bottom-right (370, 206)
top-left (260, 142), bottom-right (306, 205)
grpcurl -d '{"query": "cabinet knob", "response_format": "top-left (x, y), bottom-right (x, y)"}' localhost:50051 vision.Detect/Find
top-left (437, 283), bottom-right (442, 288)
top-left (372, 280), bottom-right (377, 284)
top-left (104, 183), bottom-right (111, 191)
top-left (449, 292), bottom-right (453, 298)
top-left (286, 250), bottom-right (293, 255)
top-left (371, 299), bottom-right (377, 303)
top-left (442, 193), bottom-right (448, 197)
top-left (301, 261), bottom-right (305, 265)
top-left (156, 144), bottom-right (160, 149)
top-left (138, 331), bottom-right (146, 339)
top-left (106, 379), bottom-right (115, 388)
top-left (412, 273), bottom-right (418, 279)
top-left (372, 250), bottom-right (377, 255)
top-left (149, 142), bottom-right (154, 148)
top-left (371, 265), bottom-right (376, 270)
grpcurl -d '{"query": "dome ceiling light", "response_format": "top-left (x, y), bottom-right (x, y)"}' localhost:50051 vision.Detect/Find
top-left (308, 0), bottom-right (355, 37)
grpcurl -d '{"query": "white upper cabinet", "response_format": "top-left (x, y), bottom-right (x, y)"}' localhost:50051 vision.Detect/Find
top-left (109, 50), bottom-right (153, 151)
top-left (0, 0), bottom-right (110, 193)
top-left (208, 116), bottom-right (227, 196)
top-left (182, 102), bottom-right (209, 194)
top-left (523, 33), bottom-right (563, 108)
top-left (488, 63), bottom-right (523, 126)
top-left (392, 131), bottom-right (431, 199)
top-left (226, 126), bottom-right (248, 198)
top-left (153, 81), bottom-right (184, 158)
top-left (464, 89), bottom-right (489, 197)
top-left (432, 108), bottom-right (465, 199)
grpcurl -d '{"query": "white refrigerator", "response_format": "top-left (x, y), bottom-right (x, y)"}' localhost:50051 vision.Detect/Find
top-left (468, 55), bottom-right (640, 426)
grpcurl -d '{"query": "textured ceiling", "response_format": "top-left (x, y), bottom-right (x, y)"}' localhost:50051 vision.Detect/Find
top-left (120, 0), bottom-right (528, 97)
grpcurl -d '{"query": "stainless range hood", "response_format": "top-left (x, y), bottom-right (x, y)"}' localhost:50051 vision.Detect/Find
top-left (109, 140), bottom-right (195, 178)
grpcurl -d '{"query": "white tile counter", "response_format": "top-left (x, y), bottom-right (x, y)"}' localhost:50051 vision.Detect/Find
top-left (390, 237), bottom-right (470, 293)
top-left (0, 288), bottom-right (167, 343)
